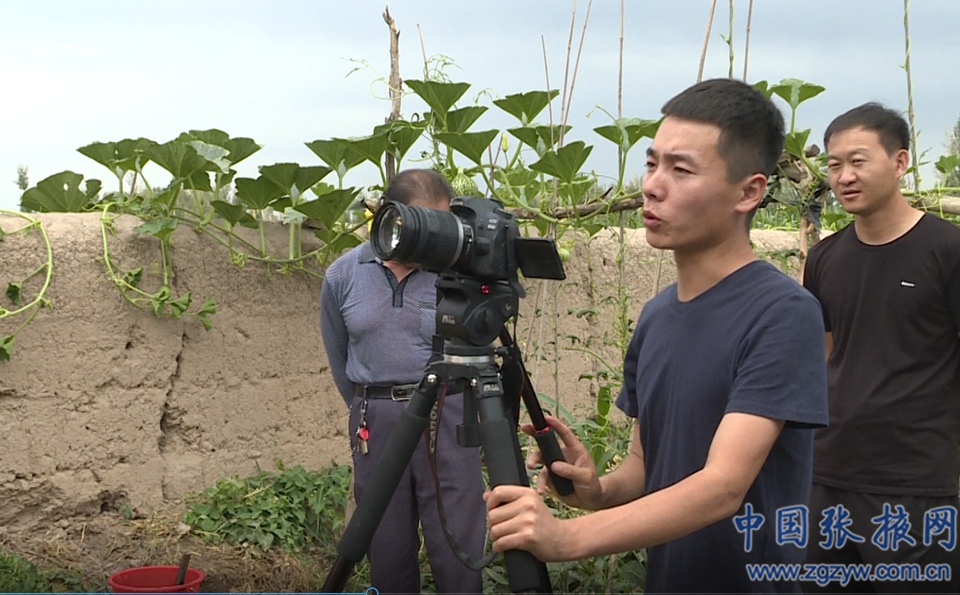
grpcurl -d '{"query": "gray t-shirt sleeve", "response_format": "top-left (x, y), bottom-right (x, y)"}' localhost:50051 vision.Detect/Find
top-left (320, 266), bottom-right (354, 407)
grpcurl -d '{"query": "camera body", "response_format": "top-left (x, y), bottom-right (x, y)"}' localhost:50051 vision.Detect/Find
top-left (371, 195), bottom-right (565, 284)
top-left (447, 196), bottom-right (519, 281)
top-left (371, 195), bottom-right (564, 346)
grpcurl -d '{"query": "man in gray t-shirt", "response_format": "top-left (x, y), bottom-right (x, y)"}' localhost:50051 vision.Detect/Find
top-left (320, 169), bottom-right (486, 595)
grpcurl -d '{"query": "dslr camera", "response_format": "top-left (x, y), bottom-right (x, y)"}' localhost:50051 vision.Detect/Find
top-left (370, 196), bottom-right (565, 345)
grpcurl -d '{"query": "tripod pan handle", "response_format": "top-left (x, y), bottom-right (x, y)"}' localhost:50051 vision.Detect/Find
top-left (533, 427), bottom-right (574, 496)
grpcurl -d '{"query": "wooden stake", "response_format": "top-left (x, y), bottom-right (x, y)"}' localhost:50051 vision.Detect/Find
top-left (383, 6), bottom-right (402, 183)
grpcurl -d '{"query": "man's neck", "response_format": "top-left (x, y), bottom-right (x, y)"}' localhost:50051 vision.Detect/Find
top-left (383, 259), bottom-right (414, 282)
top-left (673, 236), bottom-right (758, 302)
top-left (853, 195), bottom-right (923, 245)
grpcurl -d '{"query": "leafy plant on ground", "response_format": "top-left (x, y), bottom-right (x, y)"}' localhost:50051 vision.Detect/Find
top-left (0, 548), bottom-right (90, 593)
top-left (0, 550), bottom-right (50, 593)
top-left (183, 461), bottom-right (351, 554)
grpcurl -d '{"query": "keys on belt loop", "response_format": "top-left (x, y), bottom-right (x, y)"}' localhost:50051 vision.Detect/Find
top-left (356, 397), bottom-right (369, 455)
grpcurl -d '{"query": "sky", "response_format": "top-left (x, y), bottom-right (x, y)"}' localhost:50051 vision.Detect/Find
top-left (2, 0), bottom-right (959, 211)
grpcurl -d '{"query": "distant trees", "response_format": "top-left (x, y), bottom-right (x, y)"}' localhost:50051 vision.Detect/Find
top-left (14, 165), bottom-right (28, 192)
top-left (946, 115), bottom-right (960, 188)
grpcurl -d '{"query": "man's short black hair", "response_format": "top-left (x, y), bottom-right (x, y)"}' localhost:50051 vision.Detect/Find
top-left (823, 102), bottom-right (910, 156)
top-left (383, 169), bottom-right (454, 206)
top-left (661, 78), bottom-right (786, 182)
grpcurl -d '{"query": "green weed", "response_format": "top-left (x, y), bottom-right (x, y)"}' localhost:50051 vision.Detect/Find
top-left (183, 460), bottom-right (351, 555)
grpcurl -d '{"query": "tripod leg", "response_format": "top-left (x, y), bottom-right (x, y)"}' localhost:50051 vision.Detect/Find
top-left (477, 390), bottom-right (553, 595)
top-left (321, 375), bottom-right (440, 593)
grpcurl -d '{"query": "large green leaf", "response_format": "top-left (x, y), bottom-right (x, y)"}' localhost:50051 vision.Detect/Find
top-left (187, 140), bottom-right (231, 174)
top-left (217, 169), bottom-right (237, 189)
top-left (178, 130), bottom-right (262, 166)
top-left (211, 200), bottom-right (257, 229)
top-left (146, 141), bottom-right (208, 180)
top-left (294, 186), bottom-right (359, 230)
top-left (508, 124), bottom-right (571, 157)
top-left (78, 138), bottom-right (155, 177)
top-left (593, 118), bottom-right (661, 152)
top-left (20, 171), bottom-right (101, 212)
top-left (435, 130), bottom-right (500, 167)
top-left (235, 176), bottom-right (285, 210)
top-left (187, 169), bottom-right (212, 192)
top-left (304, 139), bottom-right (365, 178)
top-left (404, 79), bottom-right (471, 116)
top-left (444, 106), bottom-right (487, 133)
top-left (493, 90), bottom-right (559, 126)
top-left (529, 141), bottom-right (594, 185)
top-left (258, 163), bottom-right (299, 193)
top-left (272, 197), bottom-right (292, 212)
top-left (77, 142), bottom-right (122, 177)
top-left (222, 137), bottom-right (262, 165)
top-left (345, 133), bottom-right (389, 167)
top-left (374, 119), bottom-right (427, 162)
top-left (496, 167), bottom-right (540, 188)
top-left (784, 129), bottom-right (812, 159)
top-left (259, 163), bottom-right (332, 202)
top-left (770, 78), bottom-right (825, 112)
top-left (295, 166), bottom-right (333, 196)
top-left (752, 80), bottom-right (774, 99)
top-left (935, 154), bottom-right (960, 175)
top-left (178, 129), bottom-right (230, 147)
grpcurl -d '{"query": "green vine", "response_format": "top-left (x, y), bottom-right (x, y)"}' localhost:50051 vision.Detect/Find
top-left (0, 211), bottom-right (53, 361)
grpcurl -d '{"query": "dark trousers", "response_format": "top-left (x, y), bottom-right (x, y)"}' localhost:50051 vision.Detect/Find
top-left (803, 482), bottom-right (960, 593)
top-left (349, 394), bottom-right (487, 595)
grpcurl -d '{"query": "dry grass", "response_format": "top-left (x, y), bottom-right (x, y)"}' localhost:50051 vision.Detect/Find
top-left (0, 508), bottom-right (330, 592)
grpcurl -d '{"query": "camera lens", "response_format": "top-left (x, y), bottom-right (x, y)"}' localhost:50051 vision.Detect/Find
top-left (371, 201), bottom-right (470, 271)
top-left (377, 207), bottom-right (403, 253)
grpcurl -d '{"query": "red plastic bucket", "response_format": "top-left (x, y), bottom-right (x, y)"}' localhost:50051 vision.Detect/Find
top-left (108, 565), bottom-right (205, 593)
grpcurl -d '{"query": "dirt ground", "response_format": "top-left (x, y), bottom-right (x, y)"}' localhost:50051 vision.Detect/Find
top-left (0, 507), bottom-right (329, 592)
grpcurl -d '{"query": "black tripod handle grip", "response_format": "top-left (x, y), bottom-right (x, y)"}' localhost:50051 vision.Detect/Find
top-left (533, 427), bottom-right (574, 496)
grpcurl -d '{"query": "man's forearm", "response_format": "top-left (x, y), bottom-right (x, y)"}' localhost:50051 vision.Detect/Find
top-left (595, 450), bottom-right (646, 510)
top-left (565, 466), bottom-right (743, 559)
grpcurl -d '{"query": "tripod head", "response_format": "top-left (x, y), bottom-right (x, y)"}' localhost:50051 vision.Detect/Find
top-left (428, 272), bottom-right (574, 498)
top-left (435, 273), bottom-right (520, 347)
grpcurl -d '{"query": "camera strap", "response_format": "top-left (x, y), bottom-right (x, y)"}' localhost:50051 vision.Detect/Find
top-left (425, 384), bottom-right (496, 571)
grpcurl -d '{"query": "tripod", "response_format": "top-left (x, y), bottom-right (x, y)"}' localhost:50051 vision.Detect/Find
top-left (321, 278), bottom-right (573, 594)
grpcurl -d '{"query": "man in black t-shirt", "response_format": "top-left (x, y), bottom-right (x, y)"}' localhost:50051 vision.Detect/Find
top-left (483, 78), bottom-right (829, 593)
top-left (803, 103), bottom-right (960, 593)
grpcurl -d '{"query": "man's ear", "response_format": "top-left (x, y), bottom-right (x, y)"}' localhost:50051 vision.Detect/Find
top-left (894, 148), bottom-right (910, 179)
top-left (735, 173), bottom-right (769, 215)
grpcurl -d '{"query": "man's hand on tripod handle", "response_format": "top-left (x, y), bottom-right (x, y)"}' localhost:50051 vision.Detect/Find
top-left (531, 425), bottom-right (575, 496)
top-left (484, 415), bottom-right (605, 562)
top-left (523, 414), bottom-right (604, 510)
top-left (484, 484), bottom-right (572, 562)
